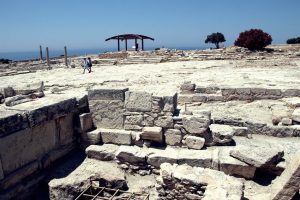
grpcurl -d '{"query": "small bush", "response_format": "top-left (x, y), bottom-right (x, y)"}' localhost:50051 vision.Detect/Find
top-left (234, 29), bottom-right (272, 50)
top-left (287, 37), bottom-right (300, 44)
top-left (0, 58), bottom-right (11, 64)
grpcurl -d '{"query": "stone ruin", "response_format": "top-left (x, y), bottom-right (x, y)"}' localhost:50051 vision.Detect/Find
top-left (1, 79), bottom-right (300, 200)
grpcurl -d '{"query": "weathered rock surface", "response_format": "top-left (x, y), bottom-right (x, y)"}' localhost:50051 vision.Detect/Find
top-left (85, 144), bottom-right (118, 161)
top-left (48, 158), bottom-right (127, 200)
top-left (185, 135), bottom-right (205, 150)
top-left (270, 152), bottom-right (300, 200)
top-left (164, 129), bottom-right (182, 146)
top-left (292, 108), bottom-right (300, 123)
top-left (209, 124), bottom-right (234, 144)
top-left (182, 114), bottom-right (211, 135)
top-left (116, 146), bottom-right (147, 164)
top-left (141, 126), bottom-right (163, 142)
top-left (230, 145), bottom-right (284, 168)
top-left (125, 91), bottom-right (152, 112)
top-left (100, 128), bottom-right (132, 145)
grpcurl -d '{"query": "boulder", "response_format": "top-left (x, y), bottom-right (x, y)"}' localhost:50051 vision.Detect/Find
top-left (209, 124), bottom-right (234, 144)
top-left (182, 114), bottom-right (211, 135)
top-left (185, 136), bottom-right (205, 150)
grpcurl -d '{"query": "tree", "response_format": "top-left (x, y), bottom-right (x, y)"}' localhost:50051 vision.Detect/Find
top-left (234, 29), bottom-right (272, 50)
top-left (205, 32), bottom-right (226, 49)
top-left (287, 37), bottom-right (300, 44)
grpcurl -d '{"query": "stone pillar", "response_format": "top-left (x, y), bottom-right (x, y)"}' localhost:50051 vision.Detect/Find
top-left (64, 46), bottom-right (68, 67)
top-left (46, 47), bottom-right (50, 67)
top-left (39, 45), bottom-right (43, 61)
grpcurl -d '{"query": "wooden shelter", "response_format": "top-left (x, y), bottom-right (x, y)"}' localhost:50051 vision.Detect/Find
top-left (105, 34), bottom-right (154, 51)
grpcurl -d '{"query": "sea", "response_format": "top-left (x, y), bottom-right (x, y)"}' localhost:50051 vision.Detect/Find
top-left (0, 47), bottom-right (205, 61)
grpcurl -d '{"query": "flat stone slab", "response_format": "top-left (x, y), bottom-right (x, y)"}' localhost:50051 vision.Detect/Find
top-left (141, 127), bottom-right (163, 142)
top-left (88, 87), bottom-right (128, 101)
top-left (85, 144), bottom-right (118, 161)
top-left (230, 145), bottom-right (284, 168)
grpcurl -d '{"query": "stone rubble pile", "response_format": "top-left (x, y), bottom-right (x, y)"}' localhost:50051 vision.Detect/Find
top-left (0, 81), bottom-right (44, 106)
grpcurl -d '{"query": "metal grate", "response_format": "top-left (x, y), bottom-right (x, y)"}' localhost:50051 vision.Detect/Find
top-left (75, 180), bottom-right (150, 200)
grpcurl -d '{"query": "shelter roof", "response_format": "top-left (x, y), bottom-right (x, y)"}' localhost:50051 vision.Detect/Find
top-left (105, 34), bottom-right (154, 41)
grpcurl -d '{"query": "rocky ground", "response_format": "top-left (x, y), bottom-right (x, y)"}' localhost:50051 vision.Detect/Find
top-left (1, 45), bottom-right (300, 200)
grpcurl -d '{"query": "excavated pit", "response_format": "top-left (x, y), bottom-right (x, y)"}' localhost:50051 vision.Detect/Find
top-left (1, 46), bottom-right (300, 200)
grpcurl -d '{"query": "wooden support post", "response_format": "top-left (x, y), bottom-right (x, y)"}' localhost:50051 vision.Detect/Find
top-left (46, 47), bottom-right (50, 66)
top-left (125, 39), bottom-right (128, 51)
top-left (64, 46), bottom-right (68, 67)
top-left (117, 38), bottom-right (120, 51)
top-left (39, 45), bottom-right (43, 60)
top-left (135, 38), bottom-right (137, 51)
top-left (142, 39), bottom-right (144, 51)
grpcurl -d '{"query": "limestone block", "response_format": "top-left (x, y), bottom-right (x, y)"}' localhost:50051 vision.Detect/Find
top-left (209, 124), bottom-right (234, 144)
top-left (124, 114), bottom-right (143, 125)
top-left (116, 146), bottom-right (147, 164)
top-left (154, 116), bottom-right (174, 128)
top-left (81, 129), bottom-right (101, 145)
top-left (180, 81), bottom-right (196, 93)
top-left (177, 148), bottom-right (212, 168)
top-left (236, 88), bottom-right (251, 95)
top-left (124, 124), bottom-right (143, 131)
top-left (221, 88), bottom-right (236, 96)
top-left (0, 120), bottom-right (57, 175)
top-left (141, 127), bottom-right (163, 142)
top-left (13, 81), bottom-right (44, 95)
top-left (282, 97), bottom-right (300, 108)
top-left (79, 113), bottom-right (93, 133)
top-left (85, 144), bottom-right (118, 161)
top-left (266, 89), bottom-right (282, 96)
top-left (46, 98), bottom-right (77, 121)
top-left (100, 129), bottom-right (132, 145)
top-left (218, 148), bottom-right (256, 179)
top-left (206, 94), bottom-right (224, 102)
top-left (182, 114), bottom-right (211, 135)
top-left (185, 136), bottom-right (205, 150)
top-left (0, 161), bottom-right (39, 191)
top-left (57, 114), bottom-right (75, 146)
top-left (165, 129), bottom-right (182, 146)
top-left (147, 148), bottom-right (178, 168)
top-left (271, 152), bottom-right (300, 200)
top-left (282, 89), bottom-right (300, 97)
top-left (292, 108), bottom-right (300, 123)
top-left (250, 88), bottom-right (266, 96)
top-left (125, 91), bottom-right (152, 112)
top-left (88, 87), bottom-right (128, 101)
top-left (232, 126), bottom-right (249, 137)
top-left (230, 146), bottom-right (284, 168)
top-left (178, 94), bottom-right (193, 103)
top-left (89, 100), bottom-right (124, 129)
top-left (192, 94), bottom-right (208, 102)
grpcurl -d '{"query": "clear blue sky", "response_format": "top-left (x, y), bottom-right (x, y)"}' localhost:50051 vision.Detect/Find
top-left (1, 0), bottom-right (300, 52)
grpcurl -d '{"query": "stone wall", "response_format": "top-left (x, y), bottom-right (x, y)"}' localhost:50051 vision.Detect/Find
top-left (179, 82), bottom-right (300, 103)
top-left (0, 95), bottom-right (89, 199)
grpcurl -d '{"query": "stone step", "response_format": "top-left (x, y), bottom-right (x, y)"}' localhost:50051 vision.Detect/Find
top-left (85, 144), bottom-right (257, 179)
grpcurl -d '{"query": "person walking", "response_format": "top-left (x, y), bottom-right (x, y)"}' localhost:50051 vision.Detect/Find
top-left (82, 57), bottom-right (89, 74)
top-left (87, 57), bottom-right (92, 73)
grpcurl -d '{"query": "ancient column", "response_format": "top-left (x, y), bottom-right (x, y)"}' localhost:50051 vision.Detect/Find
top-left (117, 38), bottom-right (120, 51)
top-left (125, 39), bottom-right (128, 51)
top-left (39, 45), bottom-right (43, 60)
top-left (46, 47), bottom-right (50, 66)
top-left (64, 46), bottom-right (68, 67)
top-left (142, 39), bottom-right (144, 51)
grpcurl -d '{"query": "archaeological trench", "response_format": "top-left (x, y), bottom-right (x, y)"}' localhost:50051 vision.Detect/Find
top-left (1, 46), bottom-right (300, 200)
